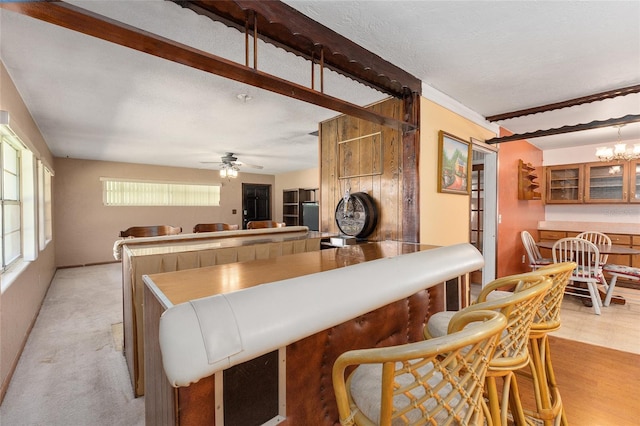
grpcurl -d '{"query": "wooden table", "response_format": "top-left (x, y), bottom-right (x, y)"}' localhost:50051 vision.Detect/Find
top-left (537, 240), bottom-right (640, 305)
top-left (142, 241), bottom-right (470, 426)
top-left (536, 240), bottom-right (640, 255)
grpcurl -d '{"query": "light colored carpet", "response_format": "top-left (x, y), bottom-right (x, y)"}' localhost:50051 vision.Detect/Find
top-left (0, 263), bottom-right (144, 426)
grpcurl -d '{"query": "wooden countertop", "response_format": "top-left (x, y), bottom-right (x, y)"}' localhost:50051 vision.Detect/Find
top-left (144, 241), bottom-right (438, 307)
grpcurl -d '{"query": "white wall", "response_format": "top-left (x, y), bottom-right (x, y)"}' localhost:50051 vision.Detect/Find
top-left (543, 144), bottom-right (640, 224)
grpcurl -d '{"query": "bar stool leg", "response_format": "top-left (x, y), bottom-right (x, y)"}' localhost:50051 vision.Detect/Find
top-left (486, 370), bottom-right (529, 426)
top-left (524, 334), bottom-right (566, 426)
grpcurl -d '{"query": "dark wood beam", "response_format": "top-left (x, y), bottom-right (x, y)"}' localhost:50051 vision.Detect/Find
top-left (486, 114), bottom-right (640, 144)
top-left (402, 91), bottom-right (420, 243)
top-left (487, 85), bottom-right (640, 122)
top-left (1, 1), bottom-right (415, 131)
top-left (173, 1), bottom-right (422, 97)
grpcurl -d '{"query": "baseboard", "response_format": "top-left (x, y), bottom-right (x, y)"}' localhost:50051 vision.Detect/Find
top-left (56, 260), bottom-right (121, 269)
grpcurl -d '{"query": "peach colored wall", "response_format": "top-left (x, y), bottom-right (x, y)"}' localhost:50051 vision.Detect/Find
top-left (0, 62), bottom-right (57, 401)
top-left (274, 168), bottom-right (320, 222)
top-left (419, 99), bottom-right (496, 246)
top-left (53, 158), bottom-right (275, 267)
top-left (496, 131), bottom-right (544, 277)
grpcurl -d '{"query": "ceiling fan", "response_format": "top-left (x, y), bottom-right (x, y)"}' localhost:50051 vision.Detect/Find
top-left (201, 152), bottom-right (263, 178)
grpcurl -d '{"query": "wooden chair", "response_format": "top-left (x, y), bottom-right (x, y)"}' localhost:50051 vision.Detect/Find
top-left (246, 220), bottom-right (286, 229)
top-left (425, 273), bottom-right (552, 426)
top-left (119, 225), bottom-right (182, 238)
top-left (192, 223), bottom-right (239, 233)
top-left (521, 230), bottom-right (553, 271)
top-left (553, 237), bottom-right (603, 315)
top-left (333, 310), bottom-right (507, 426)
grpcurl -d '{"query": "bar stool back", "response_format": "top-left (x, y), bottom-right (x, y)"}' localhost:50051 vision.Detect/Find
top-left (425, 273), bottom-right (551, 426)
top-left (333, 310), bottom-right (507, 426)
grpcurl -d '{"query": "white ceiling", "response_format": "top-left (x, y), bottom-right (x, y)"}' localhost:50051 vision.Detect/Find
top-left (1, 1), bottom-right (639, 175)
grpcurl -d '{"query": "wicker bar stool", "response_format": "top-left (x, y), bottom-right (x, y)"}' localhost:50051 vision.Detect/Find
top-left (425, 273), bottom-right (551, 426)
top-left (521, 262), bottom-right (576, 426)
top-left (484, 262), bottom-right (576, 425)
top-left (332, 310), bottom-right (507, 426)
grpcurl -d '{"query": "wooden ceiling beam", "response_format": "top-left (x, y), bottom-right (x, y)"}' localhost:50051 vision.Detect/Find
top-left (173, 0), bottom-right (421, 97)
top-left (1, 1), bottom-right (415, 131)
top-left (486, 85), bottom-right (640, 122)
top-left (486, 114), bottom-right (640, 144)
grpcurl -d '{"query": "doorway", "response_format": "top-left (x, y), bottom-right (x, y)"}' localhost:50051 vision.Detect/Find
top-left (242, 184), bottom-right (272, 229)
top-left (470, 144), bottom-right (498, 287)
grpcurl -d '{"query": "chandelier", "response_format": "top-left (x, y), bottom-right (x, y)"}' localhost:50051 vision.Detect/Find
top-left (219, 164), bottom-right (238, 178)
top-left (595, 124), bottom-right (640, 162)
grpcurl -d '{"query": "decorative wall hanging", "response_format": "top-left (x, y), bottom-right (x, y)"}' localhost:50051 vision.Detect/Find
top-left (438, 131), bottom-right (472, 195)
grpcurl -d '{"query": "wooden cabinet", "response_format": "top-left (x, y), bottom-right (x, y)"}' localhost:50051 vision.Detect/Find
top-left (538, 230), bottom-right (578, 259)
top-left (518, 160), bottom-right (541, 200)
top-left (630, 160), bottom-right (640, 203)
top-left (545, 160), bottom-right (640, 204)
top-left (283, 188), bottom-right (318, 226)
top-left (545, 165), bottom-right (583, 203)
top-left (605, 234), bottom-right (632, 266)
top-left (584, 162), bottom-right (629, 203)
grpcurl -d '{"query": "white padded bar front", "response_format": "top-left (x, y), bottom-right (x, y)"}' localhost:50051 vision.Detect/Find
top-left (158, 243), bottom-right (483, 387)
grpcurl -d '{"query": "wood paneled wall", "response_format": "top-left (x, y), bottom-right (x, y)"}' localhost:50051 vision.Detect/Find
top-left (320, 98), bottom-right (410, 241)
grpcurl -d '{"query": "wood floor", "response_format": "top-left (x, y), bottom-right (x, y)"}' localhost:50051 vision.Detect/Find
top-left (471, 282), bottom-right (640, 425)
top-left (517, 336), bottom-right (640, 426)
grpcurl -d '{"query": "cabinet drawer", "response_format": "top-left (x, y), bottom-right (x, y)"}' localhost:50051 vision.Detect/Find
top-left (539, 230), bottom-right (566, 240)
top-left (633, 235), bottom-right (640, 246)
top-left (607, 253), bottom-right (630, 266)
top-left (608, 234), bottom-right (631, 245)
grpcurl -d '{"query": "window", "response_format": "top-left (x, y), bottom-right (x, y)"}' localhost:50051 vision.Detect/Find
top-left (0, 116), bottom-right (52, 281)
top-left (38, 161), bottom-right (53, 250)
top-left (1, 132), bottom-right (22, 268)
top-left (101, 178), bottom-right (220, 206)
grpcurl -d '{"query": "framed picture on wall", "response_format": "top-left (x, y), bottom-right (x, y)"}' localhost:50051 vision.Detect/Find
top-left (437, 131), bottom-right (472, 195)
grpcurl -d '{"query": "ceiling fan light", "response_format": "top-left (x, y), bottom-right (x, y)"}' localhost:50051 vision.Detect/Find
top-left (633, 144), bottom-right (640, 156)
top-left (220, 168), bottom-right (227, 178)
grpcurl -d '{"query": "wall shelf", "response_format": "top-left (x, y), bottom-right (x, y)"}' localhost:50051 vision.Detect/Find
top-left (518, 159), bottom-right (542, 200)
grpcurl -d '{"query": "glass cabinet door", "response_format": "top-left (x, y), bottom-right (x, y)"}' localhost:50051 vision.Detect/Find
top-left (631, 160), bottom-right (640, 203)
top-left (545, 165), bottom-right (583, 203)
top-left (584, 162), bottom-right (628, 203)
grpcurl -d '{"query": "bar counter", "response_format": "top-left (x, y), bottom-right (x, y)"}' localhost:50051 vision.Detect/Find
top-left (120, 226), bottom-right (328, 396)
top-left (143, 241), bottom-right (481, 425)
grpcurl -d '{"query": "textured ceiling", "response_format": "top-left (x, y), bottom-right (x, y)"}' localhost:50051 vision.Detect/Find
top-left (1, 1), bottom-right (639, 175)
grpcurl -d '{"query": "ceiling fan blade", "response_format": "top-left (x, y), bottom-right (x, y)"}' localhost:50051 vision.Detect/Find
top-left (236, 161), bottom-right (263, 169)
